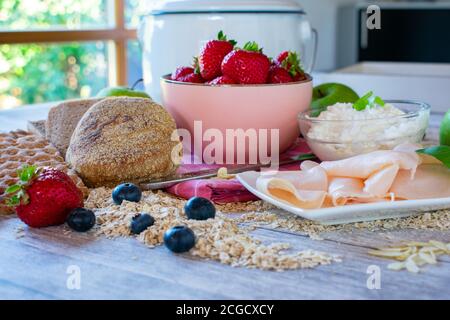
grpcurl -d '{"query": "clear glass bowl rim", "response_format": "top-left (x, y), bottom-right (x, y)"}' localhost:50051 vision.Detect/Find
top-left (298, 100), bottom-right (431, 123)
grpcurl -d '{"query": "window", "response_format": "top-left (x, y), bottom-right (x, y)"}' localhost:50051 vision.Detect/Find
top-left (0, 0), bottom-right (143, 109)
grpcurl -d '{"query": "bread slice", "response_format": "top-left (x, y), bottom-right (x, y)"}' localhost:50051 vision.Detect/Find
top-left (66, 97), bottom-right (182, 187)
top-left (46, 98), bottom-right (102, 157)
top-left (27, 120), bottom-right (46, 137)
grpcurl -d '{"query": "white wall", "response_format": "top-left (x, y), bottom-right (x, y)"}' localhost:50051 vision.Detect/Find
top-left (296, 0), bottom-right (359, 71)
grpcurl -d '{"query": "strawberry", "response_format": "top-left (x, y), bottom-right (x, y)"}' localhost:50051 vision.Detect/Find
top-left (198, 31), bottom-right (236, 81)
top-left (171, 66), bottom-right (195, 81)
top-left (207, 75), bottom-right (236, 85)
top-left (268, 65), bottom-right (293, 83)
top-left (221, 41), bottom-right (271, 84)
top-left (4, 165), bottom-right (84, 228)
top-left (178, 73), bottom-right (205, 84)
top-left (275, 51), bottom-right (306, 82)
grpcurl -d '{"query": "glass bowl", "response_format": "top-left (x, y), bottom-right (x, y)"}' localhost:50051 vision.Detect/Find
top-left (298, 100), bottom-right (431, 161)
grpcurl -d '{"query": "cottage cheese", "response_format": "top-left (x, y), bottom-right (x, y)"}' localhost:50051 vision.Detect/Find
top-left (304, 103), bottom-right (429, 160)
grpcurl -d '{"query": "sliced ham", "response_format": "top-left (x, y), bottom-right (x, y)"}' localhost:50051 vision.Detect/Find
top-left (256, 143), bottom-right (450, 209)
top-left (363, 164), bottom-right (399, 197)
top-left (256, 174), bottom-right (326, 209)
top-left (320, 149), bottom-right (420, 178)
top-left (390, 164), bottom-right (450, 200)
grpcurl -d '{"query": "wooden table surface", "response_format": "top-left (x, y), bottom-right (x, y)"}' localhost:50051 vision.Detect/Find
top-left (0, 104), bottom-right (448, 300)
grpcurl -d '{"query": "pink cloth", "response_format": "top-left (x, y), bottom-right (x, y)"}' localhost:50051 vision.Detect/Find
top-left (166, 138), bottom-right (312, 203)
top-left (167, 179), bottom-right (259, 204)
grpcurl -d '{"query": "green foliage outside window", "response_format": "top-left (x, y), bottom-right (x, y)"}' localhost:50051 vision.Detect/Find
top-left (0, 0), bottom-right (109, 109)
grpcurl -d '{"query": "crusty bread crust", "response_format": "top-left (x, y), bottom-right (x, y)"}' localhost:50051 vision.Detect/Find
top-left (46, 98), bottom-right (102, 157)
top-left (66, 97), bottom-right (182, 187)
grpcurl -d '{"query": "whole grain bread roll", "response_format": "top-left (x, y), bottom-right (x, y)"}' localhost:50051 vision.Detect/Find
top-left (46, 98), bottom-right (102, 157)
top-left (66, 97), bottom-right (182, 187)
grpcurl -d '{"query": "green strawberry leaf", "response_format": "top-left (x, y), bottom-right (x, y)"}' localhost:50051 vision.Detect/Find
top-left (417, 145), bottom-right (450, 168)
top-left (243, 41), bottom-right (262, 53)
top-left (217, 30), bottom-right (237, 47)
top-left (6, 195), bottom-right (20, 206)
top-left (5, 185), bottom-right (21, 194)
top-left (18, 164), bottom-right (37, 182)
top-left (192, 56), bottom-right (200, 74)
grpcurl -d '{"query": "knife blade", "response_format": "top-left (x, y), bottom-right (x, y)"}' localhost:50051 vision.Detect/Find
top-left (139, 155), bottom-right (314, 190)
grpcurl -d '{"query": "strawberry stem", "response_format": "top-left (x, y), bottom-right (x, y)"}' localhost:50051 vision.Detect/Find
top-left (192, 56), bottom-right (200, 74)
top-left (3, 164), bottom-right (37, 207)
top-left (217, 30), bottom-right (237, 47)
top-left (243, 41), bottom-right (262, 53)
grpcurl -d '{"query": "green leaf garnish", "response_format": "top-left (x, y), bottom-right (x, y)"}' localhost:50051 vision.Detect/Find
top-left (374, 96), bottom-right (385, 107)
top-left (353, 91), bottom-right (385, 111)
top-left (417, 146), bottom-right (450, 168)
top-left (291, 153), bottom-right (317, 161)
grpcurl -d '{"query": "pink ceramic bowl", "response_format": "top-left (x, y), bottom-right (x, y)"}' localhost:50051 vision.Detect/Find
top-left (160, 74), bottom-right (313, 164)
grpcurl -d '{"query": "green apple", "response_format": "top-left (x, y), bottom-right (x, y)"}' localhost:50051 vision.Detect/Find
top-left (96, 86), bottom-right (151, 99)
top-left (311, 83), bottom-right (359, 116)
top-left (440, 109), bottom-right (450, 146)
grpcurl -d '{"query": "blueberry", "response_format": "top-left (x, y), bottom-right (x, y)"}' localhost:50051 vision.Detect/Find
top-left (67, 208), bottom-right (96, 232)
top-left (163, 226), bottom-right (196, 253)
top-left (130, 213), bottom-right (155, 234)
top-left (112, 183), bottom-right (142, 205)
top-left (184, 197), bottom-right (216, 220)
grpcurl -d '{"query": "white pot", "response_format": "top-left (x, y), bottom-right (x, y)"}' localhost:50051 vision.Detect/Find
top-left (139, 0), bottom-right (317, 102)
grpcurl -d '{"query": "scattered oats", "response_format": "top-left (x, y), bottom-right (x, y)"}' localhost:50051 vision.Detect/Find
top-left (369, 240), bottom-right (450, 273)
top-left (86, 188), bottom-right (336, 271)
top-left (85, 187), bottom-right (449, 271)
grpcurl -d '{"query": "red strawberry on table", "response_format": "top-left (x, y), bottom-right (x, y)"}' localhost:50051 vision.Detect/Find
top-left (198, 31), bottom-right (236, 81)
top-left (275, 50), bottom-right (307, 82)
top-left (4, 165), bottom-right (84, 228)
top-left (221, 41), bottom-right (271, 84)
top-left (207, 75), bottom-right (236, 85)
top-left (268, 65), bottom-right (293, 83)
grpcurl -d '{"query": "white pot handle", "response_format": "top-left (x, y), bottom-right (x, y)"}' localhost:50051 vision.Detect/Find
top-left (300, 21), bottom-right (318, 73)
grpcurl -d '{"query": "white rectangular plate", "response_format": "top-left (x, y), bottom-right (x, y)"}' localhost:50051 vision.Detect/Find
top-left (237, 171), bottom-right (450, 225)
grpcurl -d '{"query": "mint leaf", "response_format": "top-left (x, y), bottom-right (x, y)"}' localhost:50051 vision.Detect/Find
top-left (374, 96), bottom-right (385, 106)
top-left (5, 185), bottom-right (21, 194)
top-left (353, 91), bottom-right (385, 111)
top-left (353, 91), bottom-right (372, 111)
top-left (417, 146), bottom-right (450, 168)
